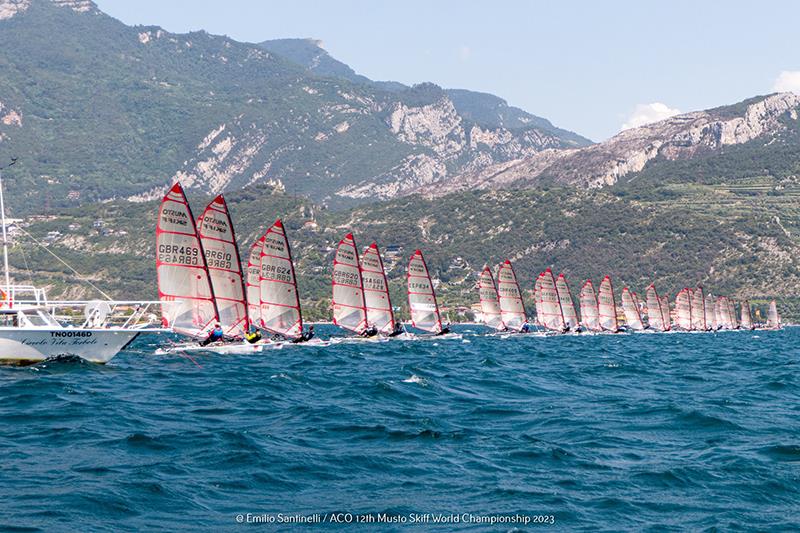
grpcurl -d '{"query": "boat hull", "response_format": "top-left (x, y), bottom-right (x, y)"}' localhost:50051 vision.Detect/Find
top-left (0, 328), bottom-right (146, 364)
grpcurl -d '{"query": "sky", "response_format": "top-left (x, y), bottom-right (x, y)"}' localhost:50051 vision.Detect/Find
top-left (95, 0), bottom-right (800, 142)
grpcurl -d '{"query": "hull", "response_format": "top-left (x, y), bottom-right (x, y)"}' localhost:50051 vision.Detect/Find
top-left (0, 327), bottom-right (148, 364)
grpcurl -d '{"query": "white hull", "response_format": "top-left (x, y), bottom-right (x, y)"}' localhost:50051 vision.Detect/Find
top-left (0, 327), bottom-right (154, 364)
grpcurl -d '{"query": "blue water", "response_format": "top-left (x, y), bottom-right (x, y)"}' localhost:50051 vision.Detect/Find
top-left (1, 326), bottom-right (799, 531)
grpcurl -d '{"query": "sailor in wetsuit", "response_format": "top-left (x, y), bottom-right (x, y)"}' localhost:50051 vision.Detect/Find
top-left (360, 324), bottom-right (379, 337)
top-left (200, 323), bottom-right (224, 346)
top-left (292, 325), bottom-right (315, 343)
top-left (436, 322), bottom-right (451, 336)
top-left (389, 321), bottom-right (404, 337)
top-left (244, 325), bottom-right (262, 344)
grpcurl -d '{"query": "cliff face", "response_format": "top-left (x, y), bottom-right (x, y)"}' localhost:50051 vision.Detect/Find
top-left (422, 93), bottom-right (800, 195)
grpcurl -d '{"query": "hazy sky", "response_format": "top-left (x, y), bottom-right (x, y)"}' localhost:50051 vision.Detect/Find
top-left (95, 0), bottom-right (800, 141)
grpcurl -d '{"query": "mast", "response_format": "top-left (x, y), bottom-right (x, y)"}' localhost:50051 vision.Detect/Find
top-left (0, 158), bottom-right (17, 292)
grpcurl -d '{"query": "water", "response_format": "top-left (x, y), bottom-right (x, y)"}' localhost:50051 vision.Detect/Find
top-left (1, 326), bottom-right (799, 531)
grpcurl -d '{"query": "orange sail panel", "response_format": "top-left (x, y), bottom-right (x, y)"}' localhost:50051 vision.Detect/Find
top-left (360, 243), bottom-right (395, 335)
top-left (478, 266), bottom-right (505, 331)
top-left (407, 250), bottom-right (442, 334)
top-left (156, 182), bottom-right (219, 338)
top-left (332, 233), bottom-right (368, 334)
top-left (497, 260), bottom-right (527, 331)
top-left (259, 219), bottom-right (303, 339)
top-left (197, 194), bottom-right (248, 338)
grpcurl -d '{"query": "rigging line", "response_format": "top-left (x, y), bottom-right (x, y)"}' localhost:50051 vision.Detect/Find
top-left (18, 239), bottom-right (34, 286)
top-left (15, 226), bottom-right (114, 301)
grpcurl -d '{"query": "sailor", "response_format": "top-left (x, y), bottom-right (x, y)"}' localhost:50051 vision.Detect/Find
top-left (292, 325), bottom-right (315, 343)
top-left (244, 325), bottom-right (262, 344)
top-left (520, 322), bottom-right (530, 333)
top-left (361, 323), bottom-right (378, 337)
top-left (200, 323), bottom-right (224, 346)
top-left (437, 322), bottom-right (451, 335)
top-left (389, 321), bottom-right (404, 337)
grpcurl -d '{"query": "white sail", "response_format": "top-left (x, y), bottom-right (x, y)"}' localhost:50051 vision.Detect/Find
top-left (534, 273), bottom-right (544, 327)
top-left (361, 242), bottom-right (395, 335)
top-left (705, 292), bottom-right (717, 330)
top-left (538, 268), bottom-right (565, 332)
top-left (675, 288), bottom-right (693, 330)
top-left (659, 295), bottom-right (671, 331)
top-left (715, 297), bottom-right (727, 329)
top-left (740, 300), bottom-right (753, 330)
top-left (156, 182), bottom-right (219, 338)
top-left (579, 280), bottom-right (600, 331)
top-left (259, 219), bottom-right (303, 339)
top-left (646, 284), bottom-right (665, 332)
top-left (728, 299), bottom-right (739, 329)
top-left (621, 287), bottom-right (645, 330)
top-left (332, 233), bottom-right (368, 334)
top-left (497, 260), bottom-right (527, 331)
top-left (767, 300), bottom-right (781, 329)
top-left (196, 194), bottom-right (248, 338)
top-left (478, 265), bottom-right (505, 331)
top-left (690, 286), bottom-right (707, 331)
top-left (598, 276), bottom-right (619, 332)
top-left (246, 237), bottom-right (263, 329)
top-left (556, 274), bottom-right (579, 329)
top-left (407, 250), bottom-right (442, 334)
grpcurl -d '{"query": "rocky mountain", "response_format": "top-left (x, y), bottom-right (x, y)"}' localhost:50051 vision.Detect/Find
top-left (0, 0), bottom-right (589, 213)
top-left (420, 92), bottom-right (800, 195)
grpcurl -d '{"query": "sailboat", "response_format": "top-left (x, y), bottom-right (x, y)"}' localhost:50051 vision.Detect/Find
top-left (259, 219), bottom-right (304, 340)
top-left (740, 300), bottom-right (754, 330)
top-left (704, 292), bottom-right (718, 330)
top-left (579, 280), bottom-right (601, 332)
top-left (659, 295), bottom-right (671, 331)
top-left (621, 287), bottom-right (645, 330)
top-left (534, 273), bottom-right (544, 328)
top-left (716, 296), bottom-right (732, 330)
top-left (690, 286), bottom-right (708, 331)
top-left (496, 260), bottom-right (528, 332)
top-left (246, 236), bottom-right (264, 329)
top-left (196, 194), bottom-right (248, 339)
top-left (728, 299), bottom-right (739, 329)
top-left (556, 274), bottom-right (580, 331)
top-left (332, 233), bottom-right (375, 338)
top-left (766, 300), bottom-right (781, 329)
top-left (675, 288), bottom-right (693, 330)
top-left (645, 284), bottom-right (668, 332)
top-left (478, 265), bottom-right (505, 331)
top-left (538, 268), bottom-right (566, 332)
top-left (361, 242), bottom-right (398, 336)
top-left (598, 276), bottom-right (620, 332)
top-left (407, 249), bottom-right (452, 337)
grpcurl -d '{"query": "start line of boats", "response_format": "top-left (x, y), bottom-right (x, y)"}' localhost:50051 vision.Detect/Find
top-left (156, 182), bottom-right (782, 354)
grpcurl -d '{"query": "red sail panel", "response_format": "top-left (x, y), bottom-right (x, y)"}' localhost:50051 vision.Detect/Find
top-left (197, 194), bottom-right (248, 338)
top-left (259, 219), bottom-right (303, 339)
top-left (556, 274), bottom-right (579, 330)
top-left (407, 250), bottom-right (442, 334)
top-left (598, 276), bottom-right (619, 332)
top-left (246, 236), bottom-right (264, 328)
top-left (580, 280), bottom-right (601, 331)
top-left (156, 182), bottom-right (219, 338)
top-left (497, 260), bottom-right (527, 331)
top-left (478, 265), bottom-right (505, 331)
top-left (332, 233), bottom-right (368, 334)
top-left (361, 242), bottom-right (395, 335)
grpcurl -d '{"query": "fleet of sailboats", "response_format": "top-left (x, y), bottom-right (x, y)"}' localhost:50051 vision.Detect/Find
top-left (153, 182), bottom-right (787, 351)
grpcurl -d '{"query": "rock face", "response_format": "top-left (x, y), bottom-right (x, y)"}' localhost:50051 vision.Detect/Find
top-left (425, 93), bottom-right (800, 195)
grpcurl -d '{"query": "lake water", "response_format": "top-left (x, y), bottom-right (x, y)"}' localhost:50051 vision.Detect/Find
top-left (1, 326), bottom-right (798, 530)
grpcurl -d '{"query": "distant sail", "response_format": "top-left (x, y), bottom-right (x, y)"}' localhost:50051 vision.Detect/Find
top-left (332, 233), bottom-right (368, 334)
top-left (598, 276), bottom-right (619, 332)
top-left (156, 182), bottom-right (219, 338)
top-left (675, 288), bottom-right (693, 330)
top-left (361, 242), bottom-right (395, 335)
top-left (622, 287), bottom-right (645, 330)
top-left (646, 284), bottom-right (665, 332)
top-left (740, 299), bottom-right (753, 330)
top-left (715, 297), bottom-right (728, 330)
top-left (246, 236), bottom-right (264, 328)
top-left (767, 300), bottom-right (781, 329)
top-left (659, 295), bottom-right (671, 331)
top-left (580, 280), bottom-right (601, 331)
top-left (690, 286), bottom-right (707, 331)
top-left (556, 274), bottom-right (579, 330)
top-left (728, 299), bottom-right (739, 329)
top-left (197, 194), bottom-right (248, 338)
top-left (259, 219), bottom-right (303, 339)
top-left (704, 292), bottom-right (717, 330)
top-left (407, 250), bottom-right (443, 334)
top-left (534, 273), bottom-right (544, 327)
top-left (497, 260), bottom-right (527, 331)
top-left (538, 268), bottom-right (565, 331)
top-left (478, 265), bottom-right (505, 331)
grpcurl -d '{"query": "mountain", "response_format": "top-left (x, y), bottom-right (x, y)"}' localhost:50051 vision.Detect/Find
top-left (0, 0), bottom-right (589, 213)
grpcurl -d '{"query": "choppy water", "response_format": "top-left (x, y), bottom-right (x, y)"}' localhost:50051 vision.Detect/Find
top-left (1, 326), bottom-right (799, 531)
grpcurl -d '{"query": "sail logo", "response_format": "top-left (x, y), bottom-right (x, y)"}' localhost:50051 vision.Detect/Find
top-left (200, 216), bottom-right (229, 235)
top-left (161, 208), bottom-right (189, 227)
